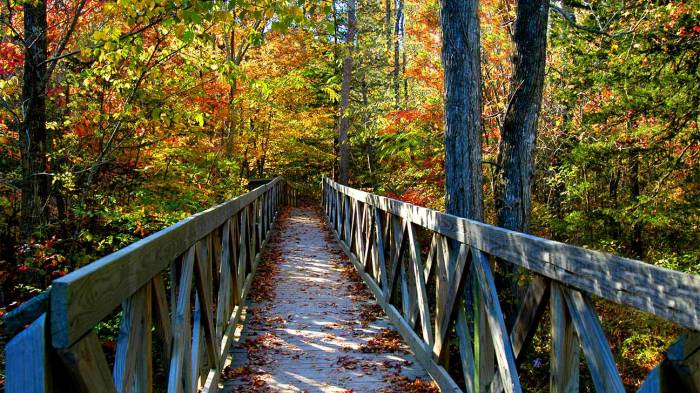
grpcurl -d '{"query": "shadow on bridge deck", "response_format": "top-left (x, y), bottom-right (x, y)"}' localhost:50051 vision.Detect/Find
top-left (220, 206), bottom-right (435, 392)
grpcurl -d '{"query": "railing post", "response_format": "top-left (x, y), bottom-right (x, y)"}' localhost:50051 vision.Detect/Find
top-left (5, 314), bottom-right (53, 393)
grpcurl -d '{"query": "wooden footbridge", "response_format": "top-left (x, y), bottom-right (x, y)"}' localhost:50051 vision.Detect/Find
top-left (4, 177), bottom-right (700, 392)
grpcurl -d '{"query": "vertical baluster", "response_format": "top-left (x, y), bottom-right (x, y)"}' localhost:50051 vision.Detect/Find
top-left (550, 282), bottom-right (579, 393)
top-left (5, 314), bottom-right (52, 393)
top-left (216, 220), bottom-right (233, 346)
top-left (167, 247), bottom-right (195, 393)
top-left (471, 249), bottom-right (520, 393)
top-left (113, 283), bottom-right (150, 393)
top-left (194, 240), bottom-right (218, 370)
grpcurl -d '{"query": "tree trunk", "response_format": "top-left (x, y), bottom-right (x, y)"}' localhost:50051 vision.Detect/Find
top-left (440, 0), bottom-right (483, 221)
top-left (385, 0), bottom-right (392, 55)
top-left (496, 0), bottom-right (549, 233)
top-left (393, 0), bottom-right (403, 109)
top-left (495, 0), bottom-right (549, 327)
top-left (403, 45), bottom-right (408, 110)
top-left (629, 158), bottom-right (644, 258)
top-left (20, 1), bottom-right (49, 237)
top-left (337, 0), bottom-right (356, 185)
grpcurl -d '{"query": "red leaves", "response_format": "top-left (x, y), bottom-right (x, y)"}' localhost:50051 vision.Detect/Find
top-left (359, 329), bottom-right (409, 354)
top-left (0, 42), bottom-right (22, 77)
top-left (380, 375), bottom-right (439, 393)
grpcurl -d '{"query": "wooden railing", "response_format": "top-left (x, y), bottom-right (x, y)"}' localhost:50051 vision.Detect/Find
top-left (5, 177), bottom-right (295, 393)
top-left (322, 176), bottom-right (700, 393)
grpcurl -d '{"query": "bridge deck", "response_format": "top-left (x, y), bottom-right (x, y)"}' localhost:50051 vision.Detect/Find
top-left (221, 206), bottom-right (434, 392)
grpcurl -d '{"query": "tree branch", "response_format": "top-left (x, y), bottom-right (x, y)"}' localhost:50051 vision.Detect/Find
top-left (550, 3), bottom-right (610, 37)
top-left (45, 0), bottom-right (88, 83)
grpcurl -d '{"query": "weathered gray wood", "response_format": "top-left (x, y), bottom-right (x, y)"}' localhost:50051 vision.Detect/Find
top-left (113, 283), bottom-right (150, 393)
top-left (324, 177), bottom-right (700, 331)
top-left (191, 297), bottom-right (203, 393)
top-left (511, 275), bottom-right (549, 360)
top-left (456, 302), bottom-right (476, 393)
top-left (474, 269), bottom-right (494, 393)
top-left (57, 330), bottom-right (117, 393)
top-left (550, 282), bottom-right (579, 393)
top-left (134, 283), bottom-right (153, 393)
top-left (434, 243), bottom-right (469, 359)
top-left (51, 178), bottom-right (284, 348)
top-left (488, 275), bottom-right (550, 393)
top-left (471, 248), bottom-right (521, 393)
top-left (5, 313), bottom-right (52, 393)
top-left (167, 246), bottom-right (196, 393)
top-left (407, 222), bottom-right (434, 348)
top-left (237, 211), bottom-right (249, 299)
top-left (373, 206), bottom-right (389, 291)
top-left (216, 220), bottom-right (233, 344)
top-left (3, 289), bottom-right (50, 339)
top-left (385, 216), bottom-right (406, 299)
top-left (152, 274), bottom-right (172, 360)
top-left (563, 288), bottom-right (624, 393)
top-left (328, 222), bottom-right (462, 392)
top-left (194, 240), bottom-right (219, 370)
top-left (229, 214), bottom-right (241, 307)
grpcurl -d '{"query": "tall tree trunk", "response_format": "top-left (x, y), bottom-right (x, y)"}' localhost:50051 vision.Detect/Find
top-left (496, 0), bottom-right (549, 233)
top-left (440, 0), bottom-right (483, 221)
top-left (402, 46), bottom-right (408, 110)
top-left (337, 0), bottom-right (356, 185)
top-left (495, 0), bottom-right (549, 326)
top-left (225, 3), bottom-right (237, 158)
top-left (20, 1), bottom-right (49, 237)
top-left (629, 158), bottom-right (644, 258)
top-left (393, 0), bottom-right (403, 109)
top-left (385, 0), bottom-right (392, 55)
top-left (361, 71), bottom-right (374, 184)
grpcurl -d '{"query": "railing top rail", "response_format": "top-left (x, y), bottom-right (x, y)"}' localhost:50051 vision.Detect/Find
top-left (323, 176), bottom-right (700, 331)
top-left (51, 177), bottom-right (285, 348)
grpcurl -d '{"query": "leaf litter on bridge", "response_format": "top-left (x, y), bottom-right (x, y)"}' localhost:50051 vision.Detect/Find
top-left (220, 206), bottom-right (437, 392)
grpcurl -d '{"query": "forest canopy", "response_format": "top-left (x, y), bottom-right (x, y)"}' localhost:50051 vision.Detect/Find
top-left (0, 0), bottom-right (699, 389)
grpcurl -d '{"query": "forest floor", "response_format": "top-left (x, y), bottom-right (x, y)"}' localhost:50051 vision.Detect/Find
top-left (220, 205), bottom-right (438, 392)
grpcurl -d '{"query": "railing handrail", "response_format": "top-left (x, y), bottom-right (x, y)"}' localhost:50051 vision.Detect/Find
top-left (322, 176), bottom-right (700, 393)
top-left (6, 176), bottom-right (295, 393)
top-left (50, 177), bottom-right (283, 348)
top-left (323, 176), bottom-right (700, 330)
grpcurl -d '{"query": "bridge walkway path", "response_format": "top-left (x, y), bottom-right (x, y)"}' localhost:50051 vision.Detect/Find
top-left (220, 205), bottom-right (434, 392)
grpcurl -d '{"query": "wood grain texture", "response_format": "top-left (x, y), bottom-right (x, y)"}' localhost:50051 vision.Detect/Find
top-left (563, 288), bottom-right (624, 393)
top-left (550, 282), bottom-right (579, 393)
top-left (471, 249), bottom-right (521, 393)
top-left (328, 222), bottom-right (462, 392)
top-left (51, 178), bottom-right (284, 348)
top-left (113, 283), bottom-right (150, 393)
top-left (57, 331), bottom-right (117, 393)
top-left (324, 177), bottom-right (700, 330)
top-left (5, 313), bottom-right (52, 393)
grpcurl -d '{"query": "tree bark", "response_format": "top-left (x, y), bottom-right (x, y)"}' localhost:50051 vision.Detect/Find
top-left (495, 0), bottom-right (549, 327)
top-left (385, 0), bottom-right (392, 55)
top-left (496, 0), bottom-right (549, 233)
top-left (393, 0), bottom-right (403, 109)
top-left (337, 0), bottom-right (356, 185)
top-left (20, 0), bottom-right (49, 237)
top-left (440, 0), bottom-right (483, 221)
